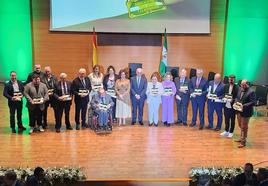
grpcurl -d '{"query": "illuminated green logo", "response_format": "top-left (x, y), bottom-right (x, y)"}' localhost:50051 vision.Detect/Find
top-left (126, 0), bottom-right (167, 18)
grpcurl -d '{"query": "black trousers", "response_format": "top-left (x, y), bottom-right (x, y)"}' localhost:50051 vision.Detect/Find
top-left (8, 102), bottom-right (23, 129)
top-left (75, 100), bottom-right (88, 127)
top-left (224, 107), bottom-right (236, 133)
top-left (29, 106), bottom-right (43, 127)
top-left (55, 101), bottom-right (71, 129)
top-left (43, 101), bottom-right (57, 126)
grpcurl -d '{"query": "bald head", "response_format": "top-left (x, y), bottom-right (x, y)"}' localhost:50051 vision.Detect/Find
top-left (78, 68), bottom-right (86, 78)
top-left (136, 68), bottom-right (143, 77)
top-left (59, 73), bottom-right (67, 81)
top-left (214, 73), bottom-right (221, 84)
top-left (44, 66), bottom-right (51, 76)
top-left (241, 79), bottom-right (249, 90)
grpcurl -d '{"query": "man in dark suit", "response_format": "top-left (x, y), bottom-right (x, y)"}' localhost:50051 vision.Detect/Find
top-left (42, 66), bottom-right (58, 129)
top-left (25, 64), bottom-right (45, 84)
top-left (189, 69), bottom-right (208, 129)
top-left (220, 75), bottom-right (239, 138)
top-left (26, 167), bottom-right (45, 186)
top-left (54, 73), bottom-right (73, 132)
top-left (234, 80), bottom-right (256, 148)
top-left (206, 73), bottom-right (225, 131)
top-left (232, 163), bottom-right (258, 186)
top-left (3, 71), bottom-right (26, 133)
top-left (130, 68), bottom-right (147, 125)
top-left (71, 68), bottom-right (92, 130)
top-left (174, 68), bottom-right (190, 126)
top-left (24, 75), bottom-right (49, 134)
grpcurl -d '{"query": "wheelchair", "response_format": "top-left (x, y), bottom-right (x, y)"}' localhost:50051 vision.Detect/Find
top-left (88, 106), bottom-right (113, 134)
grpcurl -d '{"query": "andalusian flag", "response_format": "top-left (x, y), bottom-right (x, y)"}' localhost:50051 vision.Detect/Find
top-left (92, 27), bottom-right (98, 66)
top-left (159, 28), bottom-right (168, 77)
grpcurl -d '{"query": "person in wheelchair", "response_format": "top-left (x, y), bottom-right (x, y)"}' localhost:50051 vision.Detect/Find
top-left (91, 88), bottom-right (114, 130)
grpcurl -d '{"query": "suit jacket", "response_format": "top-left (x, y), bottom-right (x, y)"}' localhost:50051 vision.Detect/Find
top-left (232, 173), bottom-right (258, 186)
top-left (130, 75), bottom-right (147, 101)
top-left (3, 80), bottom-right (24, 106)
top-left (91, 93), bottom-right (114, 112)
top-left (42, 74), bottom-right (58, 107)
top-left (71, 77), bottom-right (92, 103)
top-left (189, 76), bottom-right (208, 98)
top-left (103, 74), bottom-right (119, 90)
top-left (259, 179), bottom-right (268, 186)
top-left (236, 87), bottom-right (256, 117)
top-left (54, 80), bottom-right (73, 105)
top-left (207, 80), bottom-right (225, 99)
top-left (174, 77), bottom-right (190, 101)
top-left (223, 83), bottom-right (239, 105)
top-left (24, 82), bottom-right (49, 110)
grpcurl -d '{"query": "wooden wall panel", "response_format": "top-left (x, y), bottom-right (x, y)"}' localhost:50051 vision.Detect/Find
top-left (31, 0), bottom-right (227, 80)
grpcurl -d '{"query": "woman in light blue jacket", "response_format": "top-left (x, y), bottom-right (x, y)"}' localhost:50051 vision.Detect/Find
top-left (146, 72), bottom-right (164, 126)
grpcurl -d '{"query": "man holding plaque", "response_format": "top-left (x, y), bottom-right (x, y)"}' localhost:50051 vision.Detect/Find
top-left (3, 71), bottom-right (26, 133)
top-left (54, 73), bottom-right (73, 133)
top-left (72, 68), bottom-right (92, 130)
top-left (174, 68), bottom-right (190, 126)
top-left (24, 75), bottom-right (49, 134)
top-left (91, 88), bottom-right (114, 130)
top-left (189, 69), bottom-right (208, 129)
top-left (206, 73), bottom-right (225, 131)
top-left (42, 66), bottom-right (58, 129)
top-left (220, 75), bottom-right (239, 138)
top-left (234, 80), bottom-right (256, 148)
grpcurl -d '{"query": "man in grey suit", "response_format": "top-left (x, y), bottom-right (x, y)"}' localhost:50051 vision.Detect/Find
top-left (130, 68), bottom-right (147, 125)
top-left (24, 74), bottom-right (49, 134)
top-left (91, 88), bottom-right (114, 130)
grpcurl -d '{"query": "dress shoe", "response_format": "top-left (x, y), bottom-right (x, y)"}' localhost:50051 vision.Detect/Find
top-left (238, 143), bottom-right (246, 148)
top-left (131, 122), bottom-right (135, 125)
top-left (154, 124), bottom-right (158, 127)
top-left (139, 121), bottom-right (144, 125)
top-left (189, 123), bottom-right (196, 127)
top-left (56, 129), bottom-right (60, 133)
top-left (149, 123), bottom-right (153, 126)
top-left (66, 126), bottom-right (73, 130)
top-left (183, 123), bottom-right (188, 126)
top-left (19, 125), bottom-right (26, 131)
top-left (199, 127), bottom-right (204, 130)
top-left (206, 126), bottom-right (213, 130)
top-left (163, 121), bottom-right (167, 125)
top-left (42, 125), bottom-right (47, 129)
top-left (76, 125), bottom-right (80, 130)
top-left (214, 128), bottom-right (221, 131)
top-left (11, 128), bottom-right (16, 133)
top-left (176, 121), bottom-right (182, 125)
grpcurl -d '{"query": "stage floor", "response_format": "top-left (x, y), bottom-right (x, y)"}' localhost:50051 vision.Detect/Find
top-left (0, 85), bottom-right (267, 181)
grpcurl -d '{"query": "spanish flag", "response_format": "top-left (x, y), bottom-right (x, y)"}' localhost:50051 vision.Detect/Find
top-left (92, 27), bottom-right (98, 66)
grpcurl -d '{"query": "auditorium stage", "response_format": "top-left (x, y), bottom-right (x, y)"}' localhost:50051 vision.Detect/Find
top-left (0, 85), bottom-right (267, 182)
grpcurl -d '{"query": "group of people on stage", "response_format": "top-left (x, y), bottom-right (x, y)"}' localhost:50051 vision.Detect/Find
top-left (3, 64), bottom-right (256, 148)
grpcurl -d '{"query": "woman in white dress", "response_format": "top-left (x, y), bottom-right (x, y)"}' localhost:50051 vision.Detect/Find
top-left (115, 69), bottom-right (131, 125)
top-left (146, 72), bottom-right (164, 126)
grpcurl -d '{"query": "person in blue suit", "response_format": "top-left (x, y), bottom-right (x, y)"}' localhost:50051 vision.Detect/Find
top-left (174, 68), bottom-right (190, 126)
top-left (130, 68), bottom-right (147, 125)
top-left (189, 69), bottom-right (208, 129)
top-left (206, 73), bottom-right (225, 131)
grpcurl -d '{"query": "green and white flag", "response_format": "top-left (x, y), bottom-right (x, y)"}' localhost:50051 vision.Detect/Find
top-left (159, 28), bottom-right (168, 77)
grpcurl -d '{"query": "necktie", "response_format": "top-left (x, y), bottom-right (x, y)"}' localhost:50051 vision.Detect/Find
top-left (101, 97), bottom-right (105, 104)
top-left (137, 77), bottom-right (140, 87)
top-left (64, 82), bottom-right (68, 94)
top-left (82, 79), bottom-right (86, 88)
top-left (62, 82), bottom-right (65, 95)
top-left (196, 78), bottom-right (200, 87)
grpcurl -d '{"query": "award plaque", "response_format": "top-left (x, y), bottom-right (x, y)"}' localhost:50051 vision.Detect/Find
top-left (208, 93), bottom-right (217, 100)
top-left (126, 0), bottom-right (166, 19)
top-left (33, 97), bottom-right (44, 105)
top-left (99, 103), bottom-right (109, 111)
top-left (107, 88), bottom-right (116, 98)
top-left (48, 89), bottom-right (54, 96)
top-left (151, 87), bottom-right (159, 96)
top-left (13, 92), bottom-right (23, 101)
top-left (164, 87), bottom-right (172, 96)
top-left (92, 84), bottom-right (102, 91)
top-left (222, 94), bottom-right (233, 103)
top-left (179, 85), bottom-right (188, 92)
top-left (193, 88), bottom-right (202, 96)
top-left (78, 89), bottom-right (89, 97)
top-left (233, 102), bottom-right (243, 112)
